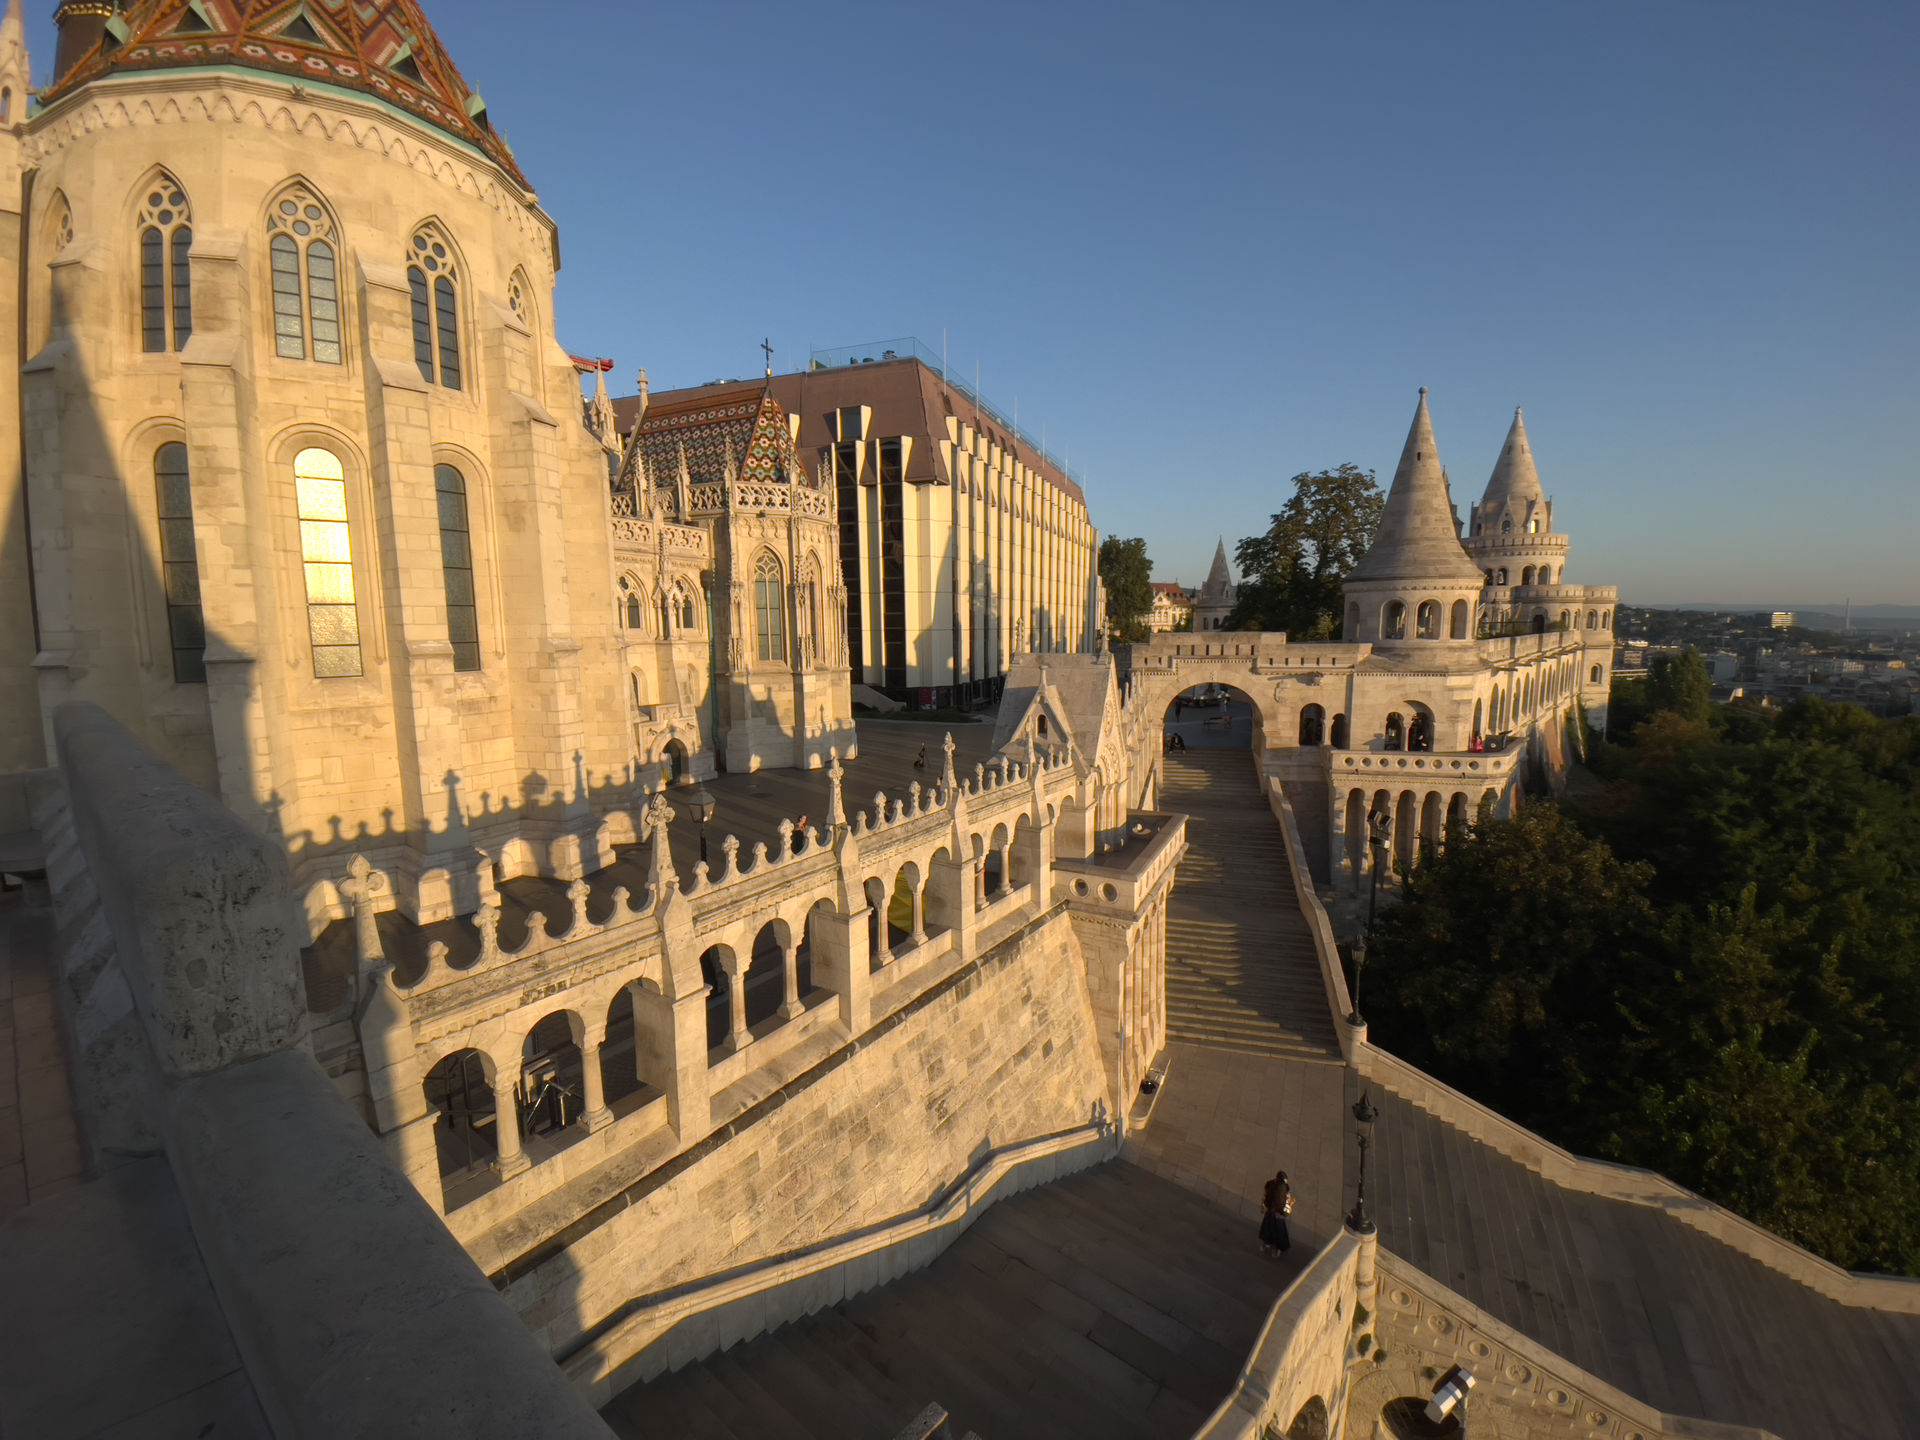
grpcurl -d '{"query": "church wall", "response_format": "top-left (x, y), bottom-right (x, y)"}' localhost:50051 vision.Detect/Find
top-left (0, 145), bottom-right (42, 771)
top-left (18, 77), bottom-right (634, 927)
top-left (502, 903), bottom-right (1111, 1358)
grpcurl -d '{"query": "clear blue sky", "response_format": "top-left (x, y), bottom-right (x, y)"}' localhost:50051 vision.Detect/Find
top-left (32, 2), bottom-right (1916, 604)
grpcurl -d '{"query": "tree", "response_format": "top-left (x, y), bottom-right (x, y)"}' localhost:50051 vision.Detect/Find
top-left (1097, 536), bottom-right (1154, 643)
top-left (1226, 464), bottom-right (1383, 638)
top-left (1645, 648), bottom-right (1713, 725)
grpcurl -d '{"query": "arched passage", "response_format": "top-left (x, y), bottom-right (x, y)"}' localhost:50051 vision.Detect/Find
top-left (521, 1010), bottom-right (585, 1139)
top-left (1162, 681), bottom-right (1259, 752)
top-left (424, 1048), bottom-right (495, 1185)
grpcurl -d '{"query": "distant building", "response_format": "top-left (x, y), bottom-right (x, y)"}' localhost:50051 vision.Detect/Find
top-left (1771, 611), bottom-right (1796, 629)
top-left (1148, 582), bottom-right (1193, 632)
top-left (617, 351), bottom-right (1101, 706)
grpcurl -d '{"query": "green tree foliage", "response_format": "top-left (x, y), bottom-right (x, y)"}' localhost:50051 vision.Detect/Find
top-left (1367, 693), bottom-right (1920, 1274)
top-left (1226, 464), bottom-right (1384, 638)
top-left (1098, 536), bottom-right (1154, 644)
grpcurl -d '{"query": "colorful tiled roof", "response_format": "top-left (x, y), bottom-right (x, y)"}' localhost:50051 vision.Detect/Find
top-left (620, 383), bottom-right (818, 495)
top-left (44, 0), bottom-right (528, 188)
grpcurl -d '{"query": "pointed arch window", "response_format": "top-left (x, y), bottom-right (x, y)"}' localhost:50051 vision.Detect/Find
top-left (138, 174), bottom-right (193, 352)
top-left (408, 225), bottom-right (462, 388)
top-left (294, 447), bottom-right (361, 677)
top-left (267, 185), bottom-right (342, 364)
top-left (1415, 600), bottom-right (1440, 639)
top-left (1450, 600), bottom-right (1469, 639)
top-left (154, 442), bottom-right (206, 682)
top-left (435, 465), bottom-right (480, 671)
top-left (754, 553), bottom-right (786, 663)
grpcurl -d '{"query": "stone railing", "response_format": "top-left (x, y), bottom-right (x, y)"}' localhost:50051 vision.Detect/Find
top-left (1262, 778), bottom-right (1354, 1059)
top-left (1363, 1250), bottom-right (1780, 1440)
top-left (681, 480), bottom-right (834, 519)
top-left (1330, 743), bottom-right (1521, 782)
top-left (558, 1121), bottom-right (1115, 1405)
top-left (45, 703), bottom-right (613, 1440)
top-left (388, 748), bottom-right (1079, 1007)
top-left (608, 511), bottom-right (710, 555)
top-left (1191, 1231), bottom-right (1363, 1440)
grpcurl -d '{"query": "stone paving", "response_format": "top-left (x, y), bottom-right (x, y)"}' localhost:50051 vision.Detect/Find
top-left (0, 892), bottom-right (271, 1439)
top-left (602, 1159), bottom-right (1302, 1440)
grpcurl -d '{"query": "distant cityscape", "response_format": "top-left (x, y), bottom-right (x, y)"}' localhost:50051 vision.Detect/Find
top-left (1615, 605), bottom-right (1918, 717)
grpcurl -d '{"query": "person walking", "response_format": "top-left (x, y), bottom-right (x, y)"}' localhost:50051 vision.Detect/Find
top-left (1259, 1170), bottom-right (1293, 1257)
top-left (914, 744), bottom-right (928, 771)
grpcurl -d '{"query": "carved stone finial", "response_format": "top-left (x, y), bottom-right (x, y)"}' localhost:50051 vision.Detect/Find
top-left (909, 780), bottom-right (923, 814)
top-left (339, 853), bottom-right (389, 971)
top-left (721, 833), bottom-right (741, 880)
top-left (942, 732), bottom-right (958, 797)
top-left (474, 893), bottom-right (502, 959)
top-left (873, 791), bottom-right (887, 827)
top-left (645, 788), bottom-right (680, 891)
top-left (777, 818), bottom-right (795, 859)
top-left (827, 748), bottom-right (847, 829)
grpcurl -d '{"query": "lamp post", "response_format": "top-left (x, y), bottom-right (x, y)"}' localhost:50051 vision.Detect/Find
top-left (1350, 804), bottom-right (1392, 1026)
top-left (1346, 1089), bottom-right (1378, 1236)
top-left (686, 783), bottom-right (717, 867)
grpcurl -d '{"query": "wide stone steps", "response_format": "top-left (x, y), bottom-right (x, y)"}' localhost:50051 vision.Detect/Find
top-left (1157, 751), bottom-right (1339, 1059)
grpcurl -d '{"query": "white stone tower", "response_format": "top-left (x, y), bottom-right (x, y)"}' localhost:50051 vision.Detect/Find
top-left (1342, 389), bottom-right (1485, 648)
top-left (1465, 407), bottom-right (1570, 608)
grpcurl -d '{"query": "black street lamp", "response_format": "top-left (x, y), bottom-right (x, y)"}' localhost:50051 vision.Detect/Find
top-left (1346, 934), bottom-right (1367, 1027)
top-left (1347, 1089), bottom-right (1379, 1236)
top-left (686, 783), bottom-right (717, 866)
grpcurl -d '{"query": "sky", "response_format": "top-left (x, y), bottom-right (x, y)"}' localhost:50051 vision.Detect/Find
top-left (30, 2), bottom-right (1916, 605)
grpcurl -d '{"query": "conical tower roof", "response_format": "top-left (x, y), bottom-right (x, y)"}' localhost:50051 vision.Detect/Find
top-left (1200, 538), bottom-right (1232, 598)
top-left (44, 0), bottom-right (528, 188)
top-left (1347, 388), bottom-right (1485, 585)
top-left (1481, 407), bottom-right (1544, 507)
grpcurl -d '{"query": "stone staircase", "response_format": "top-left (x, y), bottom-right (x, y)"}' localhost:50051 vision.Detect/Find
top-left (1158, 751), bottom-right (1339, 1061)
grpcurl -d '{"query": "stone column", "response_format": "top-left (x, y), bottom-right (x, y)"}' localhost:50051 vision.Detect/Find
top-left (723, 953), bottom-right (753, 1051)
top-left (355, 964), bottom-right (443, 1212)
top-left (492, 1064), bottom-right (530, 1179)
top-left (809, 903), bottom-right (872, 1034)
top-left (909, 876), bottom-right (927, 947)
top-left (779, 938), bottom-right (804, 1021)
top-left (927, 848), bottom-right (975, 957)
top-left (579, 1026), bottom-right (613, 1133)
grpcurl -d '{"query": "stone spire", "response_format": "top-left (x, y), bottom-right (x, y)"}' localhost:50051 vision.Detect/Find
top-left (0, 0), bottom-right (27, 123)
top-left (1347, 388), bottom-right (1485, 585)
top-left (1202, 538), bottom-right (1232, 597)
top-left (1481, 407), bottom-right (1544, 508)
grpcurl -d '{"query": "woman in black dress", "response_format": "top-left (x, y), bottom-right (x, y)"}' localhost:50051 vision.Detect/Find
top-left (1259, 1169), bottom-right (1292, 1257)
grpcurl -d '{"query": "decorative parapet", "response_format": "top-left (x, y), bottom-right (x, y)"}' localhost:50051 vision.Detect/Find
top-left (383, 745), bottom-right (1086, 1022)
top-left (1191, 1232), bottom-right (1363, 1440)
top-left (681, 481), bottom-right (833, 519)
top-left (1356, 1250), bottom-right (1782, 1440)
top-left (1330, 744), bottom-right (1521, 783)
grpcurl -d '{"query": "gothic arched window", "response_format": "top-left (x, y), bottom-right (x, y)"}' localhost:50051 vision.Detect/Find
top-left (1415, 600), bottom-right (1440, 639)
top-left (1382, 600), bottom-right (1407, 640)
top-left (154, 442), bottom-right (205, 683)
top-left (1501, 518), bottom-right (1513, 535)
top-left (267, 184), bottom-right (342, 364)
top-left (754, 553), bottom-right (786, 663)
top-left (407, 224), bottom-right (462, 388)
top-left (138, 173), bottom-right (193, 352)
top-left (1384, 712), bottom-right (1405, 751)
top-left (435, 464), bottom-right (480, 671)
top-left (619, 577), bottom-right (642, 630)
top-left (294, 447), bottom-right (361, 676)
top-left (1450, 600), bottom-right (1469, 639)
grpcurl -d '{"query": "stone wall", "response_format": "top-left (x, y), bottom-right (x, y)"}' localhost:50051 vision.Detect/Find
top-left (504, 903), bottom-right (1112, 1359)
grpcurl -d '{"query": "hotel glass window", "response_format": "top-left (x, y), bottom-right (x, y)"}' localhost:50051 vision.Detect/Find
top-left (267, 185), bottom-right (342, 364)
top-left (754, 553), bottom-right (785, 663)
top-left (408, 225), bottom-right (462, 388)
top-left (435, 464), bottom-right (480, 671)
top-left (154, 442), bottom-right (206, 683)
top-left (294, 447), bottom-right (361, 677)
top-left (138, 173), bottom-right (193, 353)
